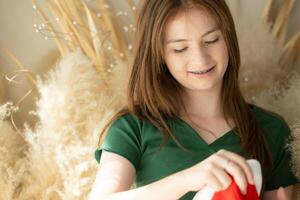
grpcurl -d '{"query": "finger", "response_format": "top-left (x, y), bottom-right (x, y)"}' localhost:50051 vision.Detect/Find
top-left (211, 164), bottom-right (232, 190)
top-left (224, 160), bottom-right (248, 195)
top-left (210, 155), bottom-right (247, 194)
top-left (206, 173), bottom-right (224, 192)
top-left (217, 149), bottom-right (254, 184)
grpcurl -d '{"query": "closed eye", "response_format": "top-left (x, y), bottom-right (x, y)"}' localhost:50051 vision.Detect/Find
top-left (174, 47), bottom-right (188, 53)
top-left (205, 37), bottom-right (219, 44)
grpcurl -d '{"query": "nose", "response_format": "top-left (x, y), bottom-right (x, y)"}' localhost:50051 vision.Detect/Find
top-left (189, 45), bottom-right (212, 68)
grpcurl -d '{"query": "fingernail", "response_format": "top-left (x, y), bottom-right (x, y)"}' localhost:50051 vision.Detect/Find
top-left (242, 189), bottom-right (247, 195)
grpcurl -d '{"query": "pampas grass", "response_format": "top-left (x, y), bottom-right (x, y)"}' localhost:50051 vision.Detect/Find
top-left (290, 121), bottom-right (300, 179)
top-left (16, 49), bottom-right (126, 200)
top-left (0, 103), bottom-right (26, 200)
top-left (0, 77), bottom-right (4, 103)
top-left (255, 72), bottom-right (300, 125)
top-left (237, 19), bottom-right (284, 101)
top-left (0, 50), bottom-right (127, 200)
top-left (2, 1), bottom-right (133, 198)
top-left (234, 0), bottom-right (300, 102)
top-left (0, 102), bottom-right (17, 121)
top-left (31, 0), bottom-right (136, 76)
top-left (270, 0), bottom-right (300, 71)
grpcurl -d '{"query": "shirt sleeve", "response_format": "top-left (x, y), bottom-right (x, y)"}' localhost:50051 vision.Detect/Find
top-left (265, 120), bottom-right (299, 191)
top-left (94, 114), bottom-right (142, 171)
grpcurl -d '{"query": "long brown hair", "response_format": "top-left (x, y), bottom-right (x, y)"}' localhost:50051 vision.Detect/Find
top-left (98, 0), bottom-right (272, 190)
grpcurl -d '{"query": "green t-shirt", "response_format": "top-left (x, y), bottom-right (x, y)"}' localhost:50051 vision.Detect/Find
top-left (95, 104), bottom-right (299, 199)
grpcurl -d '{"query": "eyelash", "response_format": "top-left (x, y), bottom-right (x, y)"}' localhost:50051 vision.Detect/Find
top-left (173, 37), bottom-right (220, 53)
top-left (205, 37), bottom-right (219, 44)
top-left (174, 47), bottom-right (188, 53)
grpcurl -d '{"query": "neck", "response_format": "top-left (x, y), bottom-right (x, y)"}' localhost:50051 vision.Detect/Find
top-left (181, 85), bottom-right (224, 119)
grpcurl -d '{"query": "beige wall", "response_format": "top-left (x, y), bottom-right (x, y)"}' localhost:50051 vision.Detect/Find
top-left (0, 0), bottom-right (300, 127)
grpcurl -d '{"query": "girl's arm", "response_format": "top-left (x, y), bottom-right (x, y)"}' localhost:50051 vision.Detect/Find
top-left (88, 149), bottom-right (254, 200)
top-left (88, 151), bottom-right (190, 200)
top-left (263, 185), bottom-right (293, 200)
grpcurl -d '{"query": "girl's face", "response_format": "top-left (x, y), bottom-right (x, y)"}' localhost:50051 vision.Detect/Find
top-left (163, 7), bottom-right (229, 93)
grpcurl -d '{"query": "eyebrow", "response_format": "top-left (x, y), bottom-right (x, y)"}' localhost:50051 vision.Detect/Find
top-left (166, 27), bottom-right (220, 44)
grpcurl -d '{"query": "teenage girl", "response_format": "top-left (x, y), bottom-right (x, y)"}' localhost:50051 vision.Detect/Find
top-left (89, 0), bottom-right (299, 199)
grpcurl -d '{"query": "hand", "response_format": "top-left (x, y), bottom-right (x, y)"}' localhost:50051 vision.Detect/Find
top-left (181, 149), bottom-right (254, 195)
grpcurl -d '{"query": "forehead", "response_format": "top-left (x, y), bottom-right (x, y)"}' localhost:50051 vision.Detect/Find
top-left (164, 7), bottom-right (218, 40)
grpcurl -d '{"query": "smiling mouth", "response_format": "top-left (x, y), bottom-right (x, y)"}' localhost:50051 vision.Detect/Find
top-left (189, 66), bottom-right (215, 75)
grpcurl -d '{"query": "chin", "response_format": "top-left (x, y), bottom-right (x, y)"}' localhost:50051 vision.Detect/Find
top-left (185, 85), bottom-right (216, 92)
top-left (189, 81), bottom-right (222, 91)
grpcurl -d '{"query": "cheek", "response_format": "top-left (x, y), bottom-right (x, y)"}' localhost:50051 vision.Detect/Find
top-left (212, 41), bottom-right (229, 66)
top-left (165, 54), bottom-right (182, 73)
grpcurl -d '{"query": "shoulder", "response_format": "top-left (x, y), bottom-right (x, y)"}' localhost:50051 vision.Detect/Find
top-left (95, 112), bottom-right (144, 165)
top-left (250, 104), bottom-right (290, 134)
top-left (109, 112), bottom-right (144, 132)
top-left (250, 104), bottom-right (291, 151)
top-left (250, 104), bottom-right (288, 128)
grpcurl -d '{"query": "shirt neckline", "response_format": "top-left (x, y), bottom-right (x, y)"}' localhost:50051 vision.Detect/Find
top-left (175, 116), bottom-right (236, 146)
top-left (170, 104), bottom-right (257, 146)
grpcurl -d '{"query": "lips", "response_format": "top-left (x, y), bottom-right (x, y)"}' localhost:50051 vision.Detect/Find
top-left (188, 66), bottom-right (215, 74)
